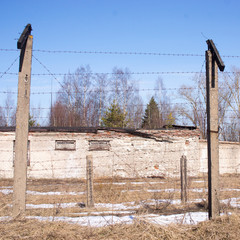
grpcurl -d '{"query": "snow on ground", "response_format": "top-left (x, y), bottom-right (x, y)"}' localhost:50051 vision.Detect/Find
top-left (147, 188), bottom-right (180, 193)
top-left (26, 202), bottom-right (77, 209)
top-left (1, 184), bottom-right (239, 227)
top-left (221, 198), bottom-right (240, 208)
top-left (0, 189), bottom-right (84, 196)
top-left (0, 189), bottom-right (12, 195)
top-left (26, 190), bottom-right (84, 196)
top-left (135, 212), bottom-right (209, 225)
top-left (0, 212), bottom-right (211, 227)
top-left (27, 215), bottom-right (134, 227)
top-left (1, 185), bottom-right (239, 196)
top-left (5, 197), bottom-right (239, 211)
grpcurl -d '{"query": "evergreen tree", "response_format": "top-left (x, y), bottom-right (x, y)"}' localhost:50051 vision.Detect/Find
top-left (101, 101), bottom-right (128, 128)
top-left (142, 97), bottom-right (161, 129)
top-left (165, 112), bottom-right (175, 128)
top-left (29, 115), bottom-right (39, 127)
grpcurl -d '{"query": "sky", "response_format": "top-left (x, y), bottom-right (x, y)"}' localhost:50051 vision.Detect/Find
top-left (0, 0), bottom-right (240, 123)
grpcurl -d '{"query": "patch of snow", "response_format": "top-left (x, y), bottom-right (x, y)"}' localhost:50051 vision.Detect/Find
top-left (27, 215), bottom-right (133, 227)
top-left (95, 182), bottom-right (126, 185)
top-left (138, 212), bottom-right (208, 225)
top-left (26, 202), bottom-right (78, 209)
top-left (71, 210), bottom-right (136, 216)
top-left (147, 188), bottom-right (179, 193)
top-left (26, 212), bottom-right (210, 227)
top-left (95, 202), bottom-right (141, 210)
top-left (0, 216), bottom-right (10, 221)
top-left (131, 182), bottom-right (144, 185)
top-left (0, 189), bottom-right (13, 195)
top-left (222, 188), bottom-right (240, 192)
top-left (121, 189), bottom-right (141, 193)
top-left (221, 198), bottom-right (240, 208)
top-left (190, 188), bottom-right (207, 193)
top-left (26, 190), bottom-right (84, 196)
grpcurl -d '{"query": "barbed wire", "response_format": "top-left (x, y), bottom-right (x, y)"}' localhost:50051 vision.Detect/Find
top-left (0, 85), bottom-right (234, 95)
top-left (32, 49), bottom-right (206, 57)
top-left (0, 71), bottom-right (204, 76)
top-left (1, 48), bottom-right (240, 58)
top-left (0, 49), bottom-right (18, 52)
top-left (1, 71), bottom-right (239, 77)
top-left (32, 54), bottom-right (65, 89)
top-left (0, 57), bottom-right (19, 79)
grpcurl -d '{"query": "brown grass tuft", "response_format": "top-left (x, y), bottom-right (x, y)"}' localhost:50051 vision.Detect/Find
top-left (0, 214), bottom-right (240, 239)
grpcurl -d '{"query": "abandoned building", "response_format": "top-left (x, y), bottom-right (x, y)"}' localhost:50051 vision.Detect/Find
top-left (0, 126), bottom-right (239, 179)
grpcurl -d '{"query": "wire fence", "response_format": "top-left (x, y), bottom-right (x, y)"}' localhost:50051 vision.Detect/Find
top-left (0, 129), bottom-right (239, 226)
top-left (0, 45), bottom-right (239, 226)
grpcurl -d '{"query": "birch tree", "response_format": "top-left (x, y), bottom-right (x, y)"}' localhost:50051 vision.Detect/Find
top-left (221, 69), bottom-right (240, 142)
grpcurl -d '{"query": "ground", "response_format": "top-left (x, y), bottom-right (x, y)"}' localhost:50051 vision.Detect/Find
top-left (0, 174), bottom-right (240, 239)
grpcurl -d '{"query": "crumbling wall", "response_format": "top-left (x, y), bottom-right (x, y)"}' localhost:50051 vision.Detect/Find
top-left (0, 129), bottom-right (201, 179)
top-left (199, 140), bottom-right (240, 174)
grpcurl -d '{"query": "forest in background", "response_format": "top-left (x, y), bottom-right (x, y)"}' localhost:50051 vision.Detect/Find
top-left (0, 65), bottom-right (239, 142)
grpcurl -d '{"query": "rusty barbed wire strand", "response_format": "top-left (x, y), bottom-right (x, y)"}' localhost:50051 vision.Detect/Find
top-left (32, 49), bottom-right (205, 57)
top-left (0, 57), bottom-right (19, 79)
top-left (32, 54), bottom-right (65, 90)
top-left (0, 49), bottom-right (19, 52)
top-left (1, 71), bottom-right (239, 76)
top-left (1, 47), bottom-right (240, 58)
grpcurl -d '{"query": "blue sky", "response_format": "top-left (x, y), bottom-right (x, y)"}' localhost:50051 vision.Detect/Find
top-left (0, 0), bottom-right (240, 123)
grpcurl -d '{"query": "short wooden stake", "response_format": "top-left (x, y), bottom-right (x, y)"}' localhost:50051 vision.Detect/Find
top-left (180, 155), bottom-right (187, 204)
top-left (86, 155), bottom-right (94, 207)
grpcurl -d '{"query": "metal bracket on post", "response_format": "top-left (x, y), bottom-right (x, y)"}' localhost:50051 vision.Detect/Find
top-left (206, 39), bottom-right (225, 220)
top-left (17, 24), bottom-right (32, 72)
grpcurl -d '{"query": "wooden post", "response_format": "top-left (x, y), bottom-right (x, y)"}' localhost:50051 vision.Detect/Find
top-left (205, 40), bottom-right (225, 219)
top-left (86, 155), bottom-right (94, 207)
top-left (13, 25), bottom-right (33, 218)
top-left (180, 155), bottom-right (187, 204)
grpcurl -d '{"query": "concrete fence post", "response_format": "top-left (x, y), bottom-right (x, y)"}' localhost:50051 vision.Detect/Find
top-left (13, 29), bottom-right (33, 218)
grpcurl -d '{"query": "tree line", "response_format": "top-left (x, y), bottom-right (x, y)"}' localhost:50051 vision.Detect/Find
top-left (0, 65), bottom-right (239, 142)
top-left (49, 66), bottom-right (176, 129)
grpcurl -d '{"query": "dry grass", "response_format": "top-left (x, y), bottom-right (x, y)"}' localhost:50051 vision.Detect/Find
top-left (0, 214), bottom-right (240, 239)
top-left (0, 175), bottom-right (240, 239)
top-left (0, 174), bottom-right (239, 219)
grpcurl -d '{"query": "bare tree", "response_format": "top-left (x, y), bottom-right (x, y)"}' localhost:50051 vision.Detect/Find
top-left (110, 67), bottom-right (143, 128)
top-left (178, 76), bottom-right (206, 138)
top-left (128, 94), bottom-right (143, 128)
top-left (91, 73), bottom-right (109, 126)
top-left (51, 65), bottom-right (93, 127)
top-left (221, 68), bottom-right (240, 142)
top-left (0, 106), bottom-right (6, 126)
top-left (154, 78), bottom-right (176, 127)
top-left (178, 74), bottom-right (229, 139)
top-left (50, 66), bottom-right (143, 128)
top-left (50, 101), bottom-right (70, 127)
top-left (4, 92), bottom-right (15, 126)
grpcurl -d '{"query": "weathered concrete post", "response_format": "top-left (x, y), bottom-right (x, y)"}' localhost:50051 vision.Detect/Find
top-left (13, 24), bottom-right (33, 218)
top-left (206, 40), bottom-right (225, 219)
top-left (180, 155), bottom-right (187, 204)
top-left (86, 155), bottom-right (94, 207)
